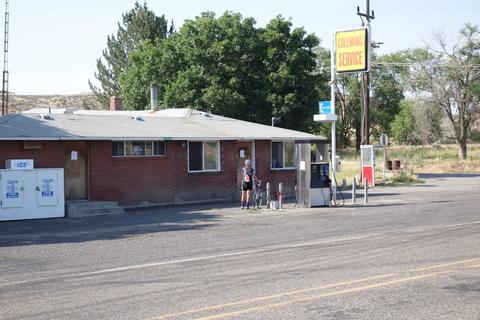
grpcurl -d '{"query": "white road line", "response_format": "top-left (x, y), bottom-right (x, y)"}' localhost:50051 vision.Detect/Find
top-left (1, 220), bottom-right (480, 287)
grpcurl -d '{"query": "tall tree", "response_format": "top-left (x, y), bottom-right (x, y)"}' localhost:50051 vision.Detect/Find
top-left (261, 16), bottom-right (325, 131)
top-left (89, 2), bottom-right (170, 107)
top-left (407, 24), bottom-right (480, 159)
top-left (317, 51), bottom-right (405, 150)
top-left (391, 100), bottom-right (420, 145)
top-left (120, 12), bottom-right (324, 132)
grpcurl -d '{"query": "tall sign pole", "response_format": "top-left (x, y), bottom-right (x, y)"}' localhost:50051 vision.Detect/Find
top-left (1, 0), bottom-right (9, 116)
top-left (330, 36), bottom-right (337, 204)
top-left (357, 0), bottom-right (375, 145)
top-left (317, 4), bottom-right (372, 205)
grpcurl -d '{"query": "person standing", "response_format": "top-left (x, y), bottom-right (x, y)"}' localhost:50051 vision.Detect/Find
top-left (241, 159), bottom-right (258, 209)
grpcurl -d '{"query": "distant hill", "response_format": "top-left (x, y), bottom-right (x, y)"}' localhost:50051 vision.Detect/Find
top-left (5, 93), bottom-right (105, 113)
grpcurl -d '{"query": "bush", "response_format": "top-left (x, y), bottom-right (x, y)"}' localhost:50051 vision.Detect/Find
top-left (390, 170), bottom-right (422, 184)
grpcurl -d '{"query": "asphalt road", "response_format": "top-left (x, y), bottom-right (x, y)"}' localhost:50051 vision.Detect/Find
top-left (1, 174), bottom-right (479, 319)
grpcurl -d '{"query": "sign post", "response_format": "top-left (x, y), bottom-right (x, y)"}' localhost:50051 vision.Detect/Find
top-left (380, 133), bottom-right (389, 185)
top-left (330, 36), bottom-right (337, 204)
top-left (314, 25), bottom-right (371, 204)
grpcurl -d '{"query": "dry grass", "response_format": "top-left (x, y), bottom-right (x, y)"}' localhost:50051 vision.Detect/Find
top-left (336, 144), bottom-right (480, 186)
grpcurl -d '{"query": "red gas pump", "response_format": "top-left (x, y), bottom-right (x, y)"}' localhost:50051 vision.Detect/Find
top-left (360, 145), bottom-right (375, 187)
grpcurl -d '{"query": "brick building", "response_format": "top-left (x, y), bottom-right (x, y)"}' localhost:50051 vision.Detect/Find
top-left (0, 107), bottom-right (326, 205)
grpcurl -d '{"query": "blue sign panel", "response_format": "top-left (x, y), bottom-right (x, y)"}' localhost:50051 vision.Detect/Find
top-left (6, 180), bottom-right (19, 198)
top-left (319, 101), bottom-right (332, 114)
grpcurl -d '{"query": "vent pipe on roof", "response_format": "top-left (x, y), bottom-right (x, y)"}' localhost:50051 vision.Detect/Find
top-left (150, 85), bottom-right (158, 111)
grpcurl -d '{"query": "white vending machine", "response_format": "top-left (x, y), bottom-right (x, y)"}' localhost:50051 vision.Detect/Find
top-left (0, 165), bottom-right (65, 221)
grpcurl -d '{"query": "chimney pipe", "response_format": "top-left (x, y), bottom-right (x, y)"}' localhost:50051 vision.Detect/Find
top-left (150, 85), bottom-right (158, 111)
top-left (109, 96), bottom-right (122, 111)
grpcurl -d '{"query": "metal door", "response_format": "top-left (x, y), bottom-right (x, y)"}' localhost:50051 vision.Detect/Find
top-left (36, 170), bottom-right (59, 206)
top-left (236, 142), bottom-right (253, 192)
top-left (64, 141), bottom-right (88, 200)
top-left (0, 170), bottom-right (24, 208)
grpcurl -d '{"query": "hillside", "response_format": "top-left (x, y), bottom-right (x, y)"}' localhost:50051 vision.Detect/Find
top-left (5, 93), bottom-right (104, 113)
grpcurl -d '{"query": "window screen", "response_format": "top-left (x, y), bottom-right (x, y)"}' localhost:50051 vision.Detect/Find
top-left (204, 141), bottom-right (219, 170)
top-left (272, 142), bottom-right (284, 168)
top-left (189, 142), bottom-right (203, 171)
top-left (112, 141), bottom-right (166, 157)
top-left (284, 142), bottom-right (295, 168)
top-left (112, 141), bottom-right (125, 156)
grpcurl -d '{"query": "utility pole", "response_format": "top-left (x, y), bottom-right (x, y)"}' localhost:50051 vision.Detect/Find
top-left (1, 0), bottom-right (9, 116)
top-left (357, 0), bottom-right (374, 145)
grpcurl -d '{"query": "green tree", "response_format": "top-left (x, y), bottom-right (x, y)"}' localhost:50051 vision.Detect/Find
top-left (261, 16), bottom-right (325, 131)
top-left (412, 99), bottom-right (443, 144)
top-left (89, 2), bottom-right (171, 107)
top-left (370, 53), bottom-right (406, 138)
top-left (407, 24), bottom-right (480, 159)
top-left (318, 51), bottom-right (406, 150)
top-left (391, 100), bottom-right (420, 145)
top-left (120, 12), bottom-right (325, 132)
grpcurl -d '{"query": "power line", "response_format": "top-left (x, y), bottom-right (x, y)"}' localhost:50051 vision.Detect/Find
top-left (372, 62), bottom-right (480, 68)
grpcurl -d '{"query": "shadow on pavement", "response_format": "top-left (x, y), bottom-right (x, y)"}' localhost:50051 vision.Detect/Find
top-left (0, 203), bottom-right (233, 247)
top-left (417, 173), bottom-right (480, 179)
top-left (339, 192), bottom-right (401, 198)
top-left (350, 203), bottom-right (408, 208)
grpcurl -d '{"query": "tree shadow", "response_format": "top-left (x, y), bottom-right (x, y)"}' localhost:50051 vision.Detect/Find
top-left (0, 204), bottom-right (225, 247)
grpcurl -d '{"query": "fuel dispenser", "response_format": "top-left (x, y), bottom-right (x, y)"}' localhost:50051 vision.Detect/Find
top-left (296, 142), bottom-right (331, 207)
top-left (360, 145), bottom-right (375, 186)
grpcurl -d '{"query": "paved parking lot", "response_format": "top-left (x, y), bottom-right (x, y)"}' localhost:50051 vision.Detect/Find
top-left (1, 174), bottom-right (479, 319)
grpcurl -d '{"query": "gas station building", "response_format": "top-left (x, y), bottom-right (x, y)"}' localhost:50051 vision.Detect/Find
top-left (0, 107), bottom-right (327, 220)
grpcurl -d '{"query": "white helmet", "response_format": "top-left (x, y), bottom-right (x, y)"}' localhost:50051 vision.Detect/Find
top-left (245, 159), bottom-right (251, 165)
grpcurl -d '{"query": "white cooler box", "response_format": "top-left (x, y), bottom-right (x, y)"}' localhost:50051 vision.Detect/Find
top-left (0, 168), bottom-right (65, 221)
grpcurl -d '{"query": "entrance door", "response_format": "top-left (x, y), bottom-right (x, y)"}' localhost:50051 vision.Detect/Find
top-left (236, 142), bottom-right (254, 191)
top-left (64, 141), bottom-right (88, 200)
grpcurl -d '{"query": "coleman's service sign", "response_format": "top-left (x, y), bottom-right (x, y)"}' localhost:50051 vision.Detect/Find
top-left (335, 28), bottom-right (369, 73)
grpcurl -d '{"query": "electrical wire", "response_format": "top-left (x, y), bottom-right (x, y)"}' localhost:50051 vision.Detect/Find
top-left (372, 62), bottom-right (480, 69)
top-left (330, 170), bottom-right (345, 208)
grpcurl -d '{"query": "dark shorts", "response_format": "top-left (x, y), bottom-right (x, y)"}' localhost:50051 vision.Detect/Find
top-left (242, 181), bottom-right (253, 191)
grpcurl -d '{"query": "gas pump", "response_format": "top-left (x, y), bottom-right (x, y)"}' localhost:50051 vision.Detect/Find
top-left (360, 145), bottom-right (375, 186)
top-left (296, 142), bottom-right (331, 207)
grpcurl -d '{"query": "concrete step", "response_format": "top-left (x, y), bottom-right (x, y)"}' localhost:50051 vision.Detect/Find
top-left (66, 201), bottom-right (125, 218)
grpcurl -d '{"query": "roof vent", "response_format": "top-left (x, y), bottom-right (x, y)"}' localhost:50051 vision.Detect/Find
top-left (200, 112), bottom-right (212, 118)
top-left (39, 114), bottom-right (54, 120)
top-left (63, 107), bottom-right (77, 115)
top-left (131, 116), bottom-right (144, 121)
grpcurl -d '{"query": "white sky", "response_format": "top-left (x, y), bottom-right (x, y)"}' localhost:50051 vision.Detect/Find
top-left (6, 0), bottom-right (480, 94)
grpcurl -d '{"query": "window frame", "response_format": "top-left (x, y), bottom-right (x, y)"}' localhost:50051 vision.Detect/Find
top-left (271, 141), bottom-right (296, 170)
top-left (112, 141), bottom-right (167, 157)
top-left (188, 140), bottom-right (221, 173)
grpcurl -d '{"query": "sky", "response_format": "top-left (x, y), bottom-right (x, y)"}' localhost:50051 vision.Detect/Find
top-left (5, 0), bottom-right (480, 95)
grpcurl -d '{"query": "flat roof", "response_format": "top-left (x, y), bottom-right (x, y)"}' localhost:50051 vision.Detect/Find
top-left (0, 108), bottom-right (326, 141)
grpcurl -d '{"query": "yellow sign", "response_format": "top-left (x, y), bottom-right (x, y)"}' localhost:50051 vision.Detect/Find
top-left (335, 28), bottom-right (369, 73)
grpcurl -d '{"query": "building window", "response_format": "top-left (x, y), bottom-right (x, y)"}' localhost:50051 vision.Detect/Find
top-left (271, 141), bottom-right (295, 169)
top-left (112, 141), bottom-right (166, 157)
top-left (188, 141), bottom-right (220, 172)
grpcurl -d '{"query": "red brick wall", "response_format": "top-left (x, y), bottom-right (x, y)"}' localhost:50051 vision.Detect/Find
top-left (254, 140), bottom-right (296, 197)
top-left (172, 141), bottom-right (237, 202)
top-left (0, 139), bottom-right (297, 204)
top-left (89, 141), bottom-right (239, 204)
top-left (89, 141), bottom-right (176, 204)
top-left (0, 141), bottom-right (64, 169)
